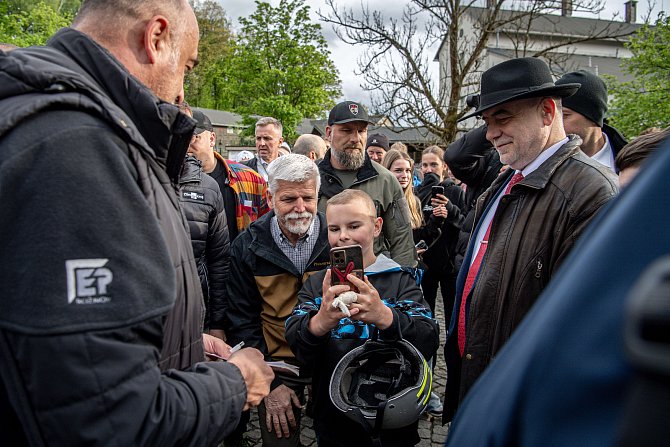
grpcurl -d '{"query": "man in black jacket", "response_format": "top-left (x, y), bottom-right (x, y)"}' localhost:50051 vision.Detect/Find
top-left (178, 155), bottom-right (231, 336)
top-left (444, 125), bottom-right (503, 272)
top-left (556, 70), bottom-right (627, 172)
top-left (0, 0), bottom-right (272, 445)
top-left (226, 154), bottom-right (331, 447)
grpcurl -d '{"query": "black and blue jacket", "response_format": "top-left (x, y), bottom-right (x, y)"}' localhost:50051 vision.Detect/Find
top-left (285, 255), bottom-right (439, 447)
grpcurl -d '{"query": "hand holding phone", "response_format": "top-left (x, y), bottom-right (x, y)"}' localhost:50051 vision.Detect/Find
top-left (431, 185), bottom-right (445, 199)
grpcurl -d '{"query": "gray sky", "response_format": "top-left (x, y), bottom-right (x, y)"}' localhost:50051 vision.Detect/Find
top-left (218, 0), bottom-right (665, 107)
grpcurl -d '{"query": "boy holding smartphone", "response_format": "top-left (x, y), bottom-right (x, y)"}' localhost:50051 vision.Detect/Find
top-left (285, 190), bottom-right (439, 447)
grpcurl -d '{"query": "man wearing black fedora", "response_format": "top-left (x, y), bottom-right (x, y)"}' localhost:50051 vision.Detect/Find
top-left (443, 57), bottom-right (619, 421)
top-left (556, 70), bottom-right (627, 172)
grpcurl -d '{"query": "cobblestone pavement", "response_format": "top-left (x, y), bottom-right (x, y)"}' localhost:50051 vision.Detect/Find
top-left (242, 291), bottom-right (450, 446)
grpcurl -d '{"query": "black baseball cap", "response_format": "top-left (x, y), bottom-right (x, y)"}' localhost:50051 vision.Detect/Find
top-left (328, 101), bottom-right (374, 126)
top-left (192, 110), bottom-right (214, 134)
top-left (366, 133), bottom-right (389, 151)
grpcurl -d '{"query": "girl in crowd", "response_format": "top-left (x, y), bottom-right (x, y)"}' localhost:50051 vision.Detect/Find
top-left (415, 146), bottom-right (465, 322)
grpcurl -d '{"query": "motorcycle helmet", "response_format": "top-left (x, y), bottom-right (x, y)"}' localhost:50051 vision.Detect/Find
top-left (329, 338), bottom-right (432, 431)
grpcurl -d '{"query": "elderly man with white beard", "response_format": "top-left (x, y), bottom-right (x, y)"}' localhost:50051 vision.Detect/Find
top-left (225, 154), bottom-right (331, 447)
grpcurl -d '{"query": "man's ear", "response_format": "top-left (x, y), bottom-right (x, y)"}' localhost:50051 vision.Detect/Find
top-left (540, 98), bottom-right (557, 126)
top-left (325, 125), bottom-right (333, 141)
top-left (143, 15), bottom-right (170, 64)
top-left (209, 132), bottom-right (216, 148)
top-left (373, 217), bottom-right (383, 237)
top-left (266, 190), bottom-right (274, 210)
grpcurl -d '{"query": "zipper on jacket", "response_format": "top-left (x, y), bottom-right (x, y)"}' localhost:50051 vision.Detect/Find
top-left (535, 259), bottom-right (543, 278)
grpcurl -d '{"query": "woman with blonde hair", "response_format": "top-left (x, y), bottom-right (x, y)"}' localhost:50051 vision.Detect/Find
top-left (382, 149), bottom-right (423, 229)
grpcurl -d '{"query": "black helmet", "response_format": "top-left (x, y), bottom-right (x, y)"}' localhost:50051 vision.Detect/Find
top-left (329, 339), bottom-right (432, 431)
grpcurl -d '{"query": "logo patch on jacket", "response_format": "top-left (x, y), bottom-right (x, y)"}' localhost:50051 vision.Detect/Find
top-left (182, 191), bottom-right (205, 201)
top-left (66, 259), bottom-right (113, 304)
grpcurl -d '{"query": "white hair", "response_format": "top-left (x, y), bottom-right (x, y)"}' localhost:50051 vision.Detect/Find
top-left (267, 154), bottom-right (321, 194)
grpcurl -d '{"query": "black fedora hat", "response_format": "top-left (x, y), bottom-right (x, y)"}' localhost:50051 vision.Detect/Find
top-left (459, 57), bottom-right (581, 122)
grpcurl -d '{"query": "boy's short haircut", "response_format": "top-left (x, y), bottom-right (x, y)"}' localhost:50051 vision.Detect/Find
top-left (327, 189), bottom-right (376, 219)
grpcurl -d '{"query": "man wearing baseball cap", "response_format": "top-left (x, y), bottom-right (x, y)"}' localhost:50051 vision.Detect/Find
top-left (444, 57), bottom-right (619, 421)
top-left (366, 132), bottom-right (389, 163)
top-left (556, 70), bottom-right (627, 172)
top-left (187, 108), bottom-right (269, 245)
top-left (317, 101), bottom-right (417, 267)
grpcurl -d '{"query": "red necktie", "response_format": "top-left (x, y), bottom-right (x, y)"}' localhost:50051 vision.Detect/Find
top-left (457, 172), bottom-right (524, 356)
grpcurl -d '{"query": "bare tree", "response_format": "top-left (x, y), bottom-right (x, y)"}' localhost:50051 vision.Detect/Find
top-left (320, 0), bottom-right (639, 143)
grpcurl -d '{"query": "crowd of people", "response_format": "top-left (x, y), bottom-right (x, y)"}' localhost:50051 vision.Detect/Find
top-left (1, 1), bottom-right (668, 446)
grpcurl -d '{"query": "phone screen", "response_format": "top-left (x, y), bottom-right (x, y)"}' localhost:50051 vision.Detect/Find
top-left (330, 245), bottom-right (364, 292)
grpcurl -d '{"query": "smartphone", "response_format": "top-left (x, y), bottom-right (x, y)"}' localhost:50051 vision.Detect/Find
top-left (330, 245), bottom-right (365, 292)
top-left (431, 185), bottom-right (444, 199)
top-left (415, 240), bottom-right (428, 250)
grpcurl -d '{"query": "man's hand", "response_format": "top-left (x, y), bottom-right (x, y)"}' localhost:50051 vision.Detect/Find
top-left (264, 384), bottom-right (302, 438)
top-left (202, 333), bottom-right (232, 360)
top-left (208, 329), bottom-right (227, 342)
top-left (347, 274), bottom-right (394, 329)
top-left (308, 269), bottom-right (359, 336)
top-left (228, 348), bottom-right (274, 411)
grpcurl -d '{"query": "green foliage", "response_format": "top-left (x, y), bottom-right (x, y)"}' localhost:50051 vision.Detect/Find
top-left (185, 0), bottom-right (234, 109)
top-left (608, 14), bottom-right (670, 138)
top-left (221, 0), bottom-right (341, 141)
top-left (0, 1), bottom-right (73, 47)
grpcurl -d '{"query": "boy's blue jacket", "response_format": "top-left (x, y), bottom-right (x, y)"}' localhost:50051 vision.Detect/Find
top-left (285, 255), bottom-right (439, 447)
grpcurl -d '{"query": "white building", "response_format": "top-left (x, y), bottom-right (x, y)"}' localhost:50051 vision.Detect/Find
top-left (434, 1), bottom-right (644, 127)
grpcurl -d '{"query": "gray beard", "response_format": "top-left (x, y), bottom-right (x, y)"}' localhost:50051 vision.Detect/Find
top-left (332, 147), bottom-right (365, 170)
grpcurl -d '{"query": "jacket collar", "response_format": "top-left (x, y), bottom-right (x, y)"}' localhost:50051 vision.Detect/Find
top-left (178, 156), bottom-right (202, 185)
top-left (47, 28), bottom-right (194, 182)
top-left (488, 135), bottom-right (583, 194)
top-left (247, 210), bottom-right (329, 271)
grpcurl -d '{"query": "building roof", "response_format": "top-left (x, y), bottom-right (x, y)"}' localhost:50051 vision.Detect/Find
top-left (435, 6), bottom-right (642, 61)
top-left (192, 107), bottom-right (246, 128)
top-left (486, 47), bottom-right (632, 82)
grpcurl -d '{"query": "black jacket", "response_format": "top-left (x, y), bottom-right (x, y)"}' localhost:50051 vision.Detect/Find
top-left (0, 29), bottom-right (246, 445)
top-left (444, 125), bottom-right (503, 271)
top-left (414, 173), bottom-right (465, 275)
top-left (178, 156), bottom-right (231, 330)
top-left (285, 255), bottom-right (439, 446)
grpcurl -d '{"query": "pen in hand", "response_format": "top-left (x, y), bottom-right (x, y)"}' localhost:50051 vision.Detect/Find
top-left (229, 341), bottom-right (245, 354)
top-left (205, 341), bottom-right (245, 360)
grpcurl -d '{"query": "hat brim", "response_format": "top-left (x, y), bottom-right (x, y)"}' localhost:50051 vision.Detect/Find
top-left (458, 83), bottom-right (581, 122)
top-left (328, 117), bottom-right (375, 126)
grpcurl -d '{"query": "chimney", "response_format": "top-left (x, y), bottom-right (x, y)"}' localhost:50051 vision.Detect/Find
top-left (562, 0), bottom-right (573, 17)
top-left (625, 1), bottom-right (637, 23)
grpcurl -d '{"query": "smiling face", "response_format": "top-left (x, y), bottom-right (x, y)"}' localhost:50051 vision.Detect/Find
top-left (367, 146), bottom-right (386, 163)
top-left (483, 97), bottom-right (551, 170)
top-left (326, 198), bottom-right (382, 267)
top-left (389, 158), bottom-right (412, 190)
top-left (268, 179), bottom-right (318, 243)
